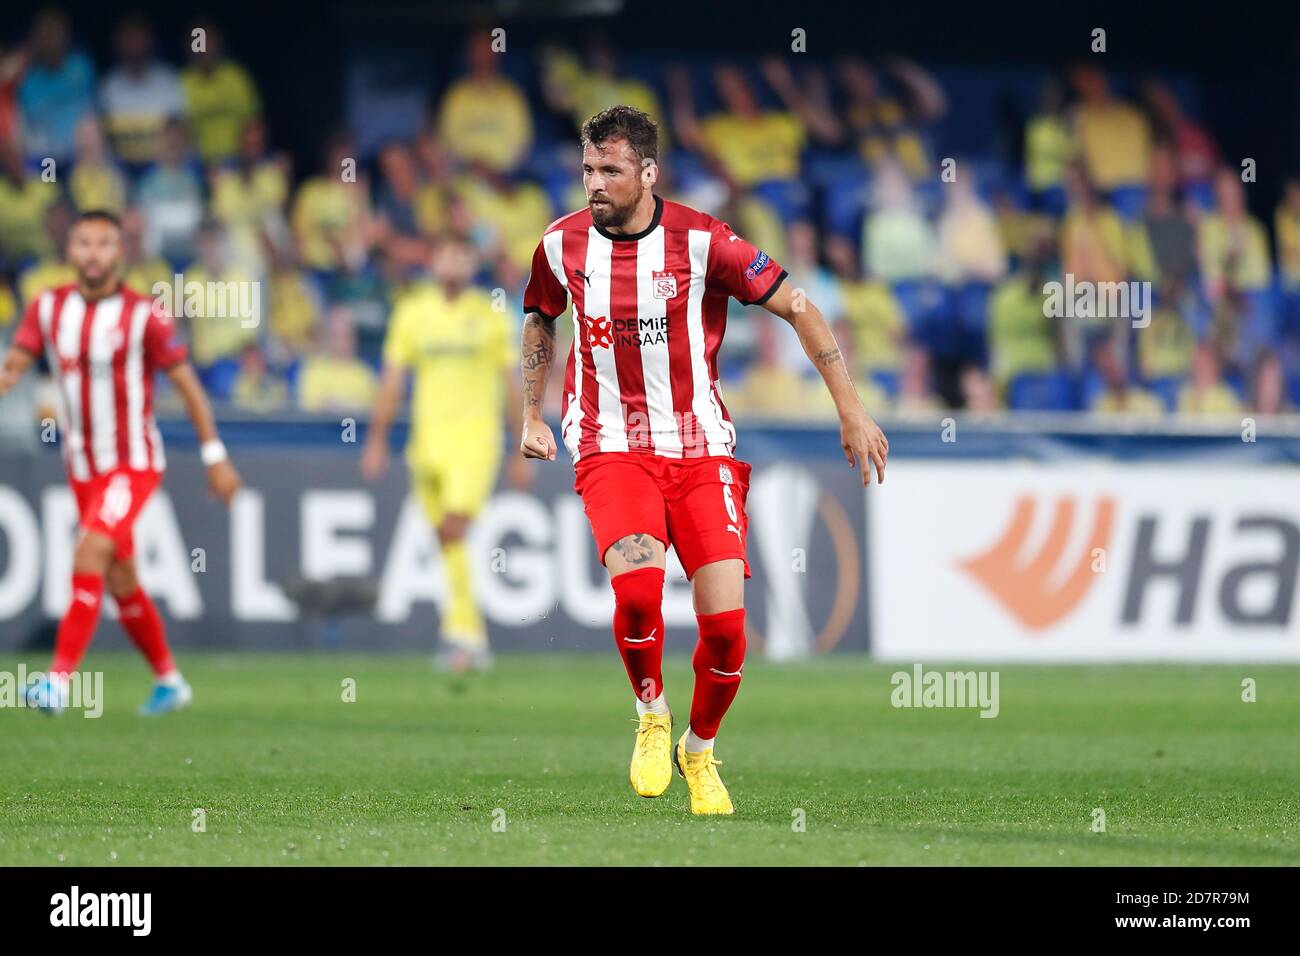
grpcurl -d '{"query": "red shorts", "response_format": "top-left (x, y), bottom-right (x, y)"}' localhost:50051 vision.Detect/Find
top-left (574, 452), bottom-right (752, 580)
top-left (70, 469), bottom-right (162, 559)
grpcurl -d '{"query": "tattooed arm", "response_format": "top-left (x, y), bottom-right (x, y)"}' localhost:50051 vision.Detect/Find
top-left (520, 310), bottom-right (558, 461)
top-left (761, 282), bottom-right (888, 485)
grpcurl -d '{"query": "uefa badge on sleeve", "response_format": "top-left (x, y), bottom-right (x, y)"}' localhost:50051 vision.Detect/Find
top-left (652, 270), bottom-right (677, 300)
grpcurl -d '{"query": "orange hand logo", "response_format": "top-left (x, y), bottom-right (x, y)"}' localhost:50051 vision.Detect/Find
top-left (957, 495), bottom-right (1116, 631)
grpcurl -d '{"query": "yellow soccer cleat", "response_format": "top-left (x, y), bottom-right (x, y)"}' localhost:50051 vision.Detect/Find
top-left (629, 711), bottom-right (674, 797)
top-left (673, 731), bottom-right (734, 815)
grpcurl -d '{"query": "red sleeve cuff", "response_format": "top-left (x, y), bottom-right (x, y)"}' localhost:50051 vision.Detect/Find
top-left (740, 269), bottom-right (788, 307)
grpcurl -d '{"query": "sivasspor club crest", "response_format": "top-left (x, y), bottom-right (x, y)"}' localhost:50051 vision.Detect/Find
top-left (651, 270), bottom-right (677, 299)
top-left (718, 463), bottom-right (734, 485)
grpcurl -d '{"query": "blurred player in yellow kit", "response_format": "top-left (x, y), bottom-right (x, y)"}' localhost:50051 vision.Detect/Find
top-left (362, 235), bottom-right (531, 671)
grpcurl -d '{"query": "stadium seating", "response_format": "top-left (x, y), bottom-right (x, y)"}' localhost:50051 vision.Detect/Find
top-left (199, 358), bottom-right (241, 402)
top-left (0, 15), bottom-right (1293, 420)
top-left (1148, 376), bottom-right (1184, 412)
top-left (1008, 371), bottom-right (1077, 411)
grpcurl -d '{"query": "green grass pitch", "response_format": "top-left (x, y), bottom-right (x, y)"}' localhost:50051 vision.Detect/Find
top-left (1, 653), bottom-right (1297, 866)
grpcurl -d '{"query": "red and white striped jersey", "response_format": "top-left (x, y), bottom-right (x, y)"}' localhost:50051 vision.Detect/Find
top-left (524, 196), bottom-right (786, 463)
top-left (14, 283), bottom-right (188, 478)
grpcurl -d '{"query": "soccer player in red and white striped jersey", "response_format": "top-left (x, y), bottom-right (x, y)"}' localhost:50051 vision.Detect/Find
top-left (0, 210), bottom-right (243, 716)
top-left (520, 106), bottom-right (889, 814)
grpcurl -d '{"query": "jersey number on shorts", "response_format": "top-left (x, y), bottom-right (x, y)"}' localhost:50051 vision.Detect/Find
top-left (722, 484), bottom-right (743, 546)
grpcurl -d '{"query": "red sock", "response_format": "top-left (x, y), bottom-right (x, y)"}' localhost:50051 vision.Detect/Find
top-left (689, 608), bottom-right (747, 739)
top-left (611, 567), bottom-right (665, 704)
top-left (50, 572), bottom-right (105, 676)
top-left (115, 587), bottom-right (176, 677)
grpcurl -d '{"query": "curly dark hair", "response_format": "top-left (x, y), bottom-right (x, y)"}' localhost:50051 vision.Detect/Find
top-left (580, 105), bottom-right (659, 165)
top-left (73, 209), bottom-right (122, 230)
